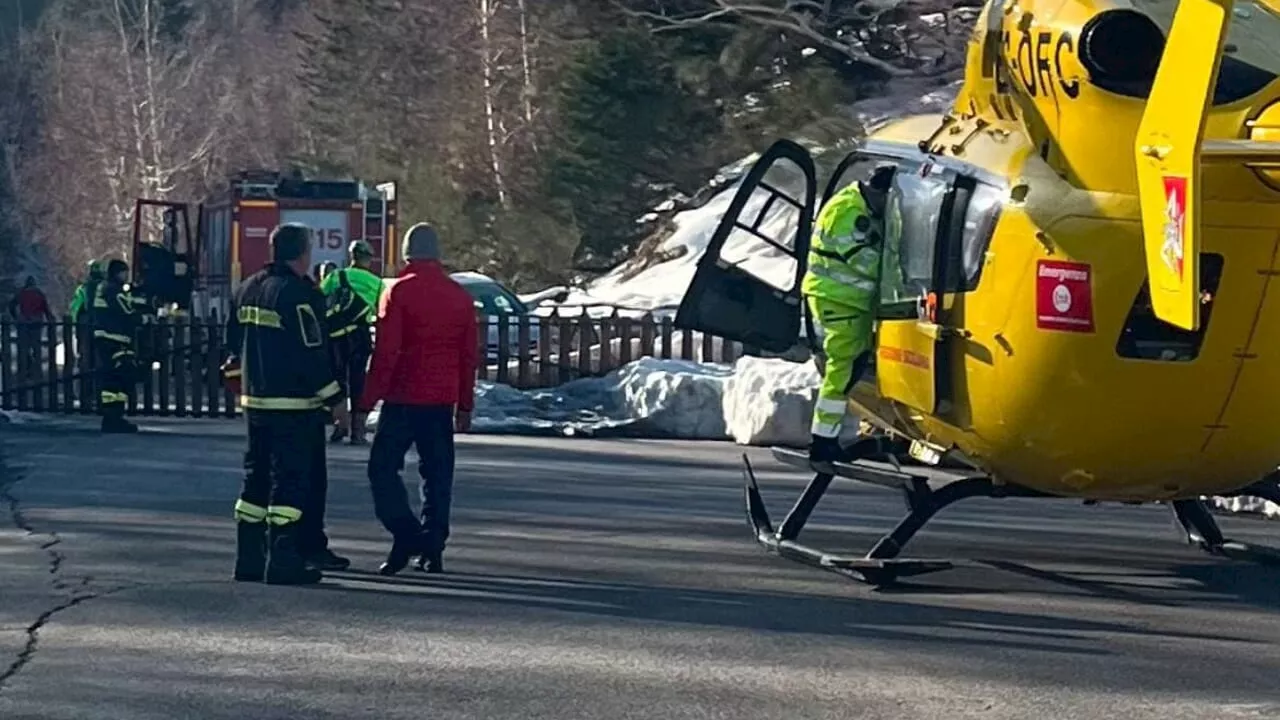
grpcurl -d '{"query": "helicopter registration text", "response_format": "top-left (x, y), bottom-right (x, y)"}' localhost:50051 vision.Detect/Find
top-left (1035, 260), bottom-right (1094, 332)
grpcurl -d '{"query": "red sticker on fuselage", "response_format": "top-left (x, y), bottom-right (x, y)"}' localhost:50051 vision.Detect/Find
top-left (1036, 260), bottom-right (1094, 333)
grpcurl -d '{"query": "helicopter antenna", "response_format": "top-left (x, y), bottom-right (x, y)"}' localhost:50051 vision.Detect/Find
top-left (1133, 0), bottom-right (1278, 331)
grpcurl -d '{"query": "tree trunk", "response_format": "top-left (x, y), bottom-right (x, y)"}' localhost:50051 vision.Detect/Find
top-left (479, 0), bottom-right (507, 207)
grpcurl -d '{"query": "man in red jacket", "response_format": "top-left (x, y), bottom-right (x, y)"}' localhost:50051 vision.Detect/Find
top-left (358, 223), bottom-right (479, 575)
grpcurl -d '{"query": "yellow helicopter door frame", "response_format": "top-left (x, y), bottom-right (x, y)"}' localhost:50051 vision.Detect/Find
top-left (873, 160), bottom-right (968, 417)
top-left (1134, 0), bottom-right (1234, 331)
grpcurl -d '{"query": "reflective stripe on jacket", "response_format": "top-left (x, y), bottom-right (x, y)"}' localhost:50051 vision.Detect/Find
top-left (801, 184), bottom-right (883, 311)
top-left (226, 262), bottom-right (343, 411)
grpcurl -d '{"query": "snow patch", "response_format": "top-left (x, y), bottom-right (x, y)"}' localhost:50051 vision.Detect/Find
top-left (1209, 495), bottom-right (1280, 520)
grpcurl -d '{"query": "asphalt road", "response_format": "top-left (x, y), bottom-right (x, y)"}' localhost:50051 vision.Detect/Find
top-left (1, 416), bottom-right (1278, 720)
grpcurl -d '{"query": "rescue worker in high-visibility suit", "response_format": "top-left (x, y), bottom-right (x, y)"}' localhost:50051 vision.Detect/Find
top-left (93, 259), bottom-right (148, 434)
top-left (68, 260), bottom-right (105, 324)
top-left (802, 164), bottom-right (895, 463)
top-left (320, 240), bottom-right (383, 445)
top-left (225, 223), bottom-right (344, 585)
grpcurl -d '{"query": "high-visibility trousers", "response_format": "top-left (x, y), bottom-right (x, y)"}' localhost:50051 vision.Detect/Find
top-left (807, 295), bottom-right (874, 439)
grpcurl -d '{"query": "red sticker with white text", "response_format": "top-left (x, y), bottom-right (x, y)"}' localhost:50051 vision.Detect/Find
top-left (1036, 260), bottom-right (1094, 332)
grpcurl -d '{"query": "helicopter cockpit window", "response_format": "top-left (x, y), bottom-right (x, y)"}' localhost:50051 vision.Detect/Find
top-left (878, 164), bottom-right (949, 317)
top-left (1122, 0), bottom-right (1280, 104)
top-left (959, 181), bottom-right (1003, 289)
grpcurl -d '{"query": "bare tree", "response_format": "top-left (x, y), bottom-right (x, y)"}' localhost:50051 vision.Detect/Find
top-left (614, 0), bottom-right (977, 76)
top-left (15, 0), bottom-right (243, 281)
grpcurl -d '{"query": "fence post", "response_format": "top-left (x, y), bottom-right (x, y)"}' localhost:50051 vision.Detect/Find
top-left (156, 317), bottom-right (173, 415)
top-left (537, 315), bottom-right (552, 387)
top-left (597, 312), bottom-right (612, 374)
top-left (1, 319), bottom-right (11, 410)
top-left (60, 319), bottom-right (75, 413)
top-left (660, 316), bottom-right (673, 360)
top-left (680, 326), bottom-right (694, 361)
top-left (577, 314), bottom-right (592, 378)
top-left (495, 312), bottom-right (510, 386)
top-left (557, 312), bottom-right (573, 384)
top-left (639, 313), bottom-right (655, 361)
top-left (516, 314), bottom-right (531, 388)
top-left (177, 315), bottom-right (192, 415)
top-left (617, 313), bottom-right (632, 367)
top-left (140, 321), bottom-right (156, 415)
top-left (26, 324), bottom-right (40, 413)
top-left (44, 320), bottom-right (58, 411)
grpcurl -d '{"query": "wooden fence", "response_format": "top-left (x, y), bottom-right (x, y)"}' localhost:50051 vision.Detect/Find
top-left (0, 312), bottom-right (748, 416)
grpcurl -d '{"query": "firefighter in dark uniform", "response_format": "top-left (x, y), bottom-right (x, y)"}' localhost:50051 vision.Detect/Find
top-left (93, 259), bottom-right (148, 433)
top-left (224, 224), bottom-right (344, 585)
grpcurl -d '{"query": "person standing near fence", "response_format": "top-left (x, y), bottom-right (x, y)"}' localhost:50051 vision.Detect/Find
top-left (92, 260), bottom-right (148, 434)
top-left (225, 223), bottom-right (344, 585)
top-left (9, 276), bottom-right (54, 387)
top-left (359, 223), bottom-right (478, 575)
top-left (321, 241), bottom-right (383, 445)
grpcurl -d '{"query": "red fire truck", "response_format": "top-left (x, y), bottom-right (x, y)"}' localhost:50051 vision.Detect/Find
top-left (131, 169), bottom-right (398, 318)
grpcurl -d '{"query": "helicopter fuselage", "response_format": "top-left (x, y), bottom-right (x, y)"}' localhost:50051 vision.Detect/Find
top-left (845, 0), bottom-right (1280, 501)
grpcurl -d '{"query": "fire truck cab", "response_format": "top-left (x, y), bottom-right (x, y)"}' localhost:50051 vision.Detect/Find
top-left (132, 169), bottom-right (398, 318)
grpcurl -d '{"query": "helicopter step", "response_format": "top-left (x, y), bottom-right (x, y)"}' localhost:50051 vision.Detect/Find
top-left (743, 448), bottom-right (1051, 587)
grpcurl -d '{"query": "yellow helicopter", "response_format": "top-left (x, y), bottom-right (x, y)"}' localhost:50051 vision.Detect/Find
top-left (674, 0), bottom-right (1280, 584)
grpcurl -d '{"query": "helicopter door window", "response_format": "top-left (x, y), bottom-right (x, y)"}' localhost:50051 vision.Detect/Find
top-left (957, 180), bottom-right (1003, 290)
top-left (878, 163), bottom-right (950, 318)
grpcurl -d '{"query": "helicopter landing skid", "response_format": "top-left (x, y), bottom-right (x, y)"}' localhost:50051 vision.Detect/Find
top-left (742, 448), bottom-right (1050, 586)
top-left (1171, 482), bottom-right (1280, 567)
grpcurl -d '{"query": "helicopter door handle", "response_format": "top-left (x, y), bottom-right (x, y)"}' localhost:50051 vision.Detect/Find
top-left (916, 321), bottom-right (972, 340)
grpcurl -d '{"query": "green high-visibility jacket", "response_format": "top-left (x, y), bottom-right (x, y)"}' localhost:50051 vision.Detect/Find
top-left (801, 184), bottom-right (883, 311)
top-left (319, 266), bottom-right (383, 324)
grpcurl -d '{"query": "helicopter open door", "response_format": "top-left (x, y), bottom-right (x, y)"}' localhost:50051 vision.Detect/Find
top-left (674, 140), bottom-right (817, 353)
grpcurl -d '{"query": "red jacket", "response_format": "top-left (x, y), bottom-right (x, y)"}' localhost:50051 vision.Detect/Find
top-left (358, 260), bottom-right (479, 412)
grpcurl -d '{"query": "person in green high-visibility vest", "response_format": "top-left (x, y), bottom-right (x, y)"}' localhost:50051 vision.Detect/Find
top-left (320, 240), bottom-right (384, 445)
top-left (68, 260), bottom-right (105, 324)
top-left (803, 164), bottom-right (895, 464)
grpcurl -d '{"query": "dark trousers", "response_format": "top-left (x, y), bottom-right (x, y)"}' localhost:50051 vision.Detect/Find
top-left (367, 403), bottom-right (456, 553)
top-left (299, 434), bottom-right (331, 555)
top-left (93, 339), bottom-right (135, 419)
top-left (331, 328), bottom-right (372, 404)
top-left (241, 409), bottom-right (325, 527)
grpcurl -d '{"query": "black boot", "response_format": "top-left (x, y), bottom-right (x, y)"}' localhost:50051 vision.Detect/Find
top-left (234, 521), bottom-right (267, 582)
top-left (379, 532), bottom-right (424, 576)
top-left (413, 537), bottom-right (443, 574)
top-left (808, 434), bottom-right (844, 464)
top-left (266, 525), bottom-right (322, 585)
top-left (101, 408), bottom-right (138, 434)
top-left (304, 547), bottom-right (351, 572)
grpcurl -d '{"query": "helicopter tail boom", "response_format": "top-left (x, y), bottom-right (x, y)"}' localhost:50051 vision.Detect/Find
top-left (1134, 0), bottom-right (1236, 332)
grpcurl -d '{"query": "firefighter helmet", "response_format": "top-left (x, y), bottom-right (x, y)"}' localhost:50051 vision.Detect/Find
top-left (87, 259), bottom-right (105, 279)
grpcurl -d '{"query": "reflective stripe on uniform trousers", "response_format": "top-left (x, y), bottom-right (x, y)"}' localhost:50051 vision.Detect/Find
top-left (810, 397), bottom-right (848, 438)
top-left (266, 505), bottom-right (303, 525)
top-left (234, 499), bottom-right (268, 523)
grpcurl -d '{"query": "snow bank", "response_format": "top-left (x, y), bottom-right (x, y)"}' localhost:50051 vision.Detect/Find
top-left (723, 356), bottom-right (821, 448)
top-left (366, 357), bottom-right (734, 440)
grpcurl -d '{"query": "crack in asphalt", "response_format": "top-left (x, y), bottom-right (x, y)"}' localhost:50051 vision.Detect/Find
top-left (0, 436), bottom-right (122, 695)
